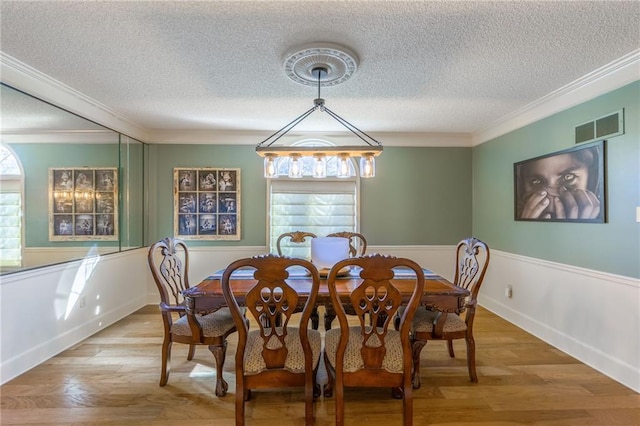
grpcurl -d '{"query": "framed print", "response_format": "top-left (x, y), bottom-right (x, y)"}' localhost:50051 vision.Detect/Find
top-left (514, 140), bottom-right (605, 223)
top-left (174, 168), bottom-right (241, 240)
top-left (49, 167), bottom-right (119, 240)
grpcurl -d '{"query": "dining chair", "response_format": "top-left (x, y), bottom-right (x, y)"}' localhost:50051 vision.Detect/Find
top-left (147, 237), bottom-right (239, 397)
top-left (275, 230), bottom-right (326, 330)
top-left (327, 231), bottom-right (367, 257)
top-left (322, 231), bottom-right (368, 331)
top-left (323, 254), bottom-right (425, 426)
top-left (403, 237), bottom-right (490, 387)
top-left (275, 230), bottom-right (317, 257)
top-left (221, 254), bottom-right (322, 426)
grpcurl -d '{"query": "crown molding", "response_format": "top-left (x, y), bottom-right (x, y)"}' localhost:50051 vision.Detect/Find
top-left (0, 52), bottom-right (148, 141)
top-left (3, 50), bottom-right (637, 148)
top-left (472, 49), bottom-right (640, 146)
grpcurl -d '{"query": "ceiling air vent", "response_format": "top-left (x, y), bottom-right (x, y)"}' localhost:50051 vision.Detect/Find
top-left (575, 109), bottom-right (624, 144)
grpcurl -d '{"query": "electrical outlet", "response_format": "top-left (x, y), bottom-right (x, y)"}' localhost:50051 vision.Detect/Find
top-left (79, 295), bottom-right (86, 308)
top-left (505, 285), bottom-right (512, 298)
top-left (636, 206), bottom-right (640, 223)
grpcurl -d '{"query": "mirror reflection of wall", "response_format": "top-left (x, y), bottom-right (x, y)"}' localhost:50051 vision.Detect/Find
top-left (0, 83), bottom-right (148, 274)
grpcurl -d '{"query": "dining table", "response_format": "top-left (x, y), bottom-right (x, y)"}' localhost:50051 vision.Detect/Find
top-left (183, 265), bottom-right (470, 337)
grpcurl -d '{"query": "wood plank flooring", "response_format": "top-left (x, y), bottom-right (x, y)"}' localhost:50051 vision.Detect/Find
top-left (1, 305), bottom-right (638, 425)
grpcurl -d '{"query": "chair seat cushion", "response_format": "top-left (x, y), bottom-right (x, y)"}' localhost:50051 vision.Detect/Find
top-left (244, 328), bottom-right (322, 374)
top-left (171, 307), bottom-right (236, 337)
top-left (325, 326), bottom-right (404, 373)
top-left (411, 307), bottom-right (467, 334)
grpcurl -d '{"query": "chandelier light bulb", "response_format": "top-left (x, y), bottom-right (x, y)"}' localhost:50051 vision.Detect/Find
top-left (337, 153), bottom-right (351, 178)
top-left (288, 154), bottom-right (303, 178)
top-left (313, 153), bottom-right (327, 178)
top-left (264, 154), bottom-right (278, 178)
top-left (360, 153), bottom-right (376, 178)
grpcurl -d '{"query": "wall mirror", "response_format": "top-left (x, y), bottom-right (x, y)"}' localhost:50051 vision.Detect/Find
top-left (0, 83), bottom-right (148, 274)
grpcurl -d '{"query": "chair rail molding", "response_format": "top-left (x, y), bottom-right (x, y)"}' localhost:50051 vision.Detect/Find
top-left (479, 249), bottom-right (640, 393)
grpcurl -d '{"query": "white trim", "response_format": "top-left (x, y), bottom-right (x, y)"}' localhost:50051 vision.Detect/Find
top-left (2, 50), bottom-right (637, 148)
top-left (479, 249), bottom-right (640, 393)
top-left (472, 50), bottom-right (640, 145)
top-left (0, 52), bottom-right (148, 141)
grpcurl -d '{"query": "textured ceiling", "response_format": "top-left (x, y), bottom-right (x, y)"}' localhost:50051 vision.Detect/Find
top-left (1, 1), bottom-right (639, 138)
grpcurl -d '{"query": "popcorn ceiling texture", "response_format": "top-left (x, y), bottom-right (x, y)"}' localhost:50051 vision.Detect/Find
top-left (1, 1), bottom-right (638, 136)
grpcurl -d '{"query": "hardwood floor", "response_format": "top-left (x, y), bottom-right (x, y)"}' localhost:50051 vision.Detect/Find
top-left (1, 305), bottom-right (638, 425)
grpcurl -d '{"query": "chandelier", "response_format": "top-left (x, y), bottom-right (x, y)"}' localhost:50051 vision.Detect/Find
top-left (256, 43), bottom-right (383, 179)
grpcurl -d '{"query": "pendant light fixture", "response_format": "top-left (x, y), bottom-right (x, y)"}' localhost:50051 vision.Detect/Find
top-left (256, 43), bottom-right (382, 178)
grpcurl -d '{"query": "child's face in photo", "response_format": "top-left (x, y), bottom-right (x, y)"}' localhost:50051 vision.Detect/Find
top-left (522, 153), bottom-right (589, 197)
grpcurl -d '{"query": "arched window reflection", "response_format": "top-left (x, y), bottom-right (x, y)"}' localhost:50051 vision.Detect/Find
top-left (275, 139), bottom-right (357, 177)
top-left (0, 145), bottom-right (23, 269)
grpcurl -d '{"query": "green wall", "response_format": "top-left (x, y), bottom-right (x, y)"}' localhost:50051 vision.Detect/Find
top-left (473, 81), bottom-right (640, 278)
top-left (149, 145), bottom-right (267, 246)
top-left (361, 147), bottom-right (472, 244)
top-left (149, 145), bottom-right (472, 246)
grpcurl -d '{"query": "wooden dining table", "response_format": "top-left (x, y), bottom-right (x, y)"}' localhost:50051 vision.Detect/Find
top-left (183, 266), bottom-right (470, 336)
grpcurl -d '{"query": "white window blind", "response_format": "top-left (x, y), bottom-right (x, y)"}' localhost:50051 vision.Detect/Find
top-left (269, 179), bottom-right (357, 258)
top-left (0, 145), bottom-right (23, 269)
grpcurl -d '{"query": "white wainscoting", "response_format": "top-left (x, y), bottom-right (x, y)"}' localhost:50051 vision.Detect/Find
top-left (4, 244), bottom-right (638, 393)
top-left (479, 250), bottom-right (640, 393)
top-left (0, 248), bottom-right (149, 385)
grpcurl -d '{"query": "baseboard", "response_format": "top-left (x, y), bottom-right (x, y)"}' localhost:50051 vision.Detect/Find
top-left (479, 250), bottom-right (640, 393)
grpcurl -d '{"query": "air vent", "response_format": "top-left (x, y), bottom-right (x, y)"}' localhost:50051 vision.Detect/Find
top-left (575, 109), bottom-right (624, 144)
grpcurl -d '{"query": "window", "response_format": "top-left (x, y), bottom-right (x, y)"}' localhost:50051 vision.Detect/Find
top-left (0, 145), bottom-right (23, 269)
top-left (268, 140), bottom-right (360, 258)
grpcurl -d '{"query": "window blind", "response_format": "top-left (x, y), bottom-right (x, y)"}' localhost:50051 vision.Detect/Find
top-left (0, 179), bottom-right (22, 267)
top-left (269, 179), bottom-right (357, 258)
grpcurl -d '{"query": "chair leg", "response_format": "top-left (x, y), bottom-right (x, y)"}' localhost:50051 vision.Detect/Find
top-left (312, 364), bottom-right (321, 398)
top-left (323, 352), bottom-right (334, 397)
top-left (465, 335), bottom-right (478, 383)
top-left (187, 344), bottom-right (196, 360)
top-left (323, 303), bottom-right (336, 331)
top-left (335, 375), bottom-right (344, 426)
top-left (391, 386), bottom-right (403, 399)
top-left (208, 342), bottom-right (229, 397)
top-left (305, 377), bottom-right (315, 425)
top-left (236, 383), bottom-right (245, 426)
top-left (403, 384), bottom-right (413, 426)
top-left (411, 339), bottom-right (427, 389)
top-left (447, 339), bottom-right (455, 358)
top-left (310, 306), bottom-right (320, 330)
top-left (159, 339), bottom-right (172, 386)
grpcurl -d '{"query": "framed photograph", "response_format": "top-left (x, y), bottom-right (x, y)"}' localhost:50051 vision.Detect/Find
top-left (514, 140), bottom-right (605, 223)
top-left (174, 168), bottom-right (241, 240)
top-left (49, 167), bottom-right (119, 240)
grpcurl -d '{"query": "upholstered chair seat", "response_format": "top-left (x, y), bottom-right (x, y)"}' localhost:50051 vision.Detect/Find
top-left (410, 308), bottom-right (467, 334)
top-left (324, 327), bottom-right (404, 373)
top-left (244, 328), bottom-right (322, 374)
top-left (171, 308), bottom-right (236, 337)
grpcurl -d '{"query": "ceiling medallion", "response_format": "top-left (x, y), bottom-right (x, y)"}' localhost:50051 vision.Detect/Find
top-left (284, 42), bottom-right (359, 87)
top-left (256, 43), bottom-right (381, 180)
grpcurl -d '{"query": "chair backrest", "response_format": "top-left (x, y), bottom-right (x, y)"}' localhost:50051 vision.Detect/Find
top-left (222, 254), bottom-right (321, 370)
top-left (148, 237), bottom-right (190, 306)
top-left (327, 253), bottom-right (425, 373)
top-left (327, 231), bottom-right (367, 257)
top-left (276, 231), bottom-right (317, 257)
top-left (453, 237), bottom-right (490, 312)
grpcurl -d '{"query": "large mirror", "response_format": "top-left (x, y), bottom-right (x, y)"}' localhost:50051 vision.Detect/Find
top-left (0, 83), bottom-right (148, 274)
